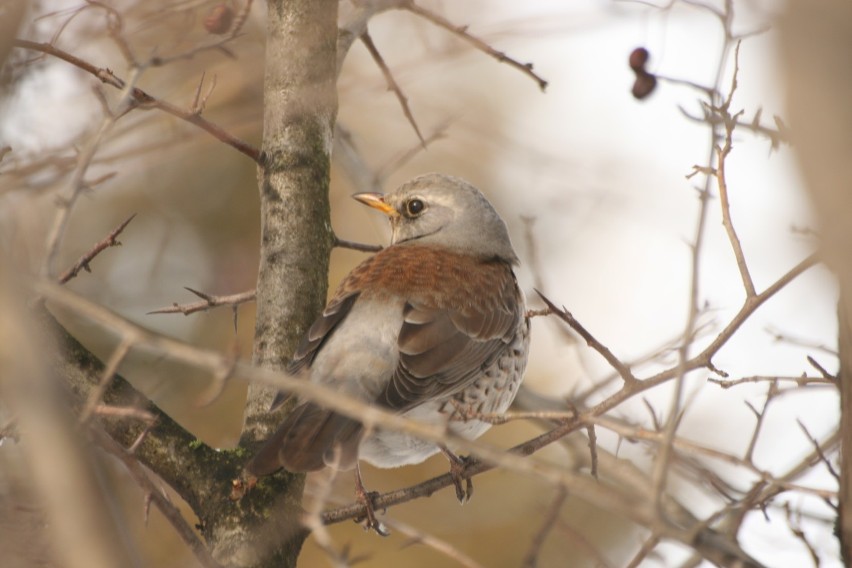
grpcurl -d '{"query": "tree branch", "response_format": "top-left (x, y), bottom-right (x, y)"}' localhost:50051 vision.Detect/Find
top-left (402, 1), bottom-right (548, 91)
top-left (148, 288), bottom-right (256, 316)
top-left (360, 30), bottom-right (426, 146)
top-left (58, 213), bottom-right (136, 284)
top-left (12, 40), bottom-right (263, 164)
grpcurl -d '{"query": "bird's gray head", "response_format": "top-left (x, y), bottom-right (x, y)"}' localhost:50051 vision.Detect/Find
top-left (353, 173), bottom-right (519, 264)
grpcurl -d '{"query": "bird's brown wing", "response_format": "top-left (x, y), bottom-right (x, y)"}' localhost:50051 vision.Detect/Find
top-left (379, 256), bottom-right (522, 411)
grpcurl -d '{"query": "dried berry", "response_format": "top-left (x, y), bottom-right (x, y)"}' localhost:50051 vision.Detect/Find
top-left (631, 72), bottom-right (657, 100)
top-left (629, 47), bottom-right (650, 71)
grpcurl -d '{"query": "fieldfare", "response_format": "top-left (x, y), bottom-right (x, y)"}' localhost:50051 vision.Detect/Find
top-left (247, 173), bottom-right (530, 533)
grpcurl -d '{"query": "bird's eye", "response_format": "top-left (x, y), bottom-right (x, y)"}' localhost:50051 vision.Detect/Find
top-left (405, 198), bottom-right (425, 217)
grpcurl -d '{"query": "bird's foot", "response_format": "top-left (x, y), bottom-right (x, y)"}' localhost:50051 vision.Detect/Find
top-left (440, 446), bottom-right (474, 504)
top-left (353, 464), bottom-right (390, 536)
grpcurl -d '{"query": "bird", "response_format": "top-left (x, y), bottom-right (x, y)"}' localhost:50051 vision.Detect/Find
top-left (246, 173), bottom-right (530, 534)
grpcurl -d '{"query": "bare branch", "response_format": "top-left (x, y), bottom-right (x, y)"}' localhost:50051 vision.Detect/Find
top-left (709, 374), bottom-right (835, 389)
top-left (797, 419), bottom-right (840, 481)
top-left (807, 355), bottom-right (837, 380)
top-left (58, 214), bottom-right (136, 284)
top-left (743, 381), bottom-right (779, 463)
top-left (535, 290), bottom-right (637, 384)
top-left (402, 1), bottom-right (548, 91)
top-left (41, 75), bottom-right (136, 277)
top-left (333, 235), bottom-right (383, 253)
top-left (12, 40), bottom-right (263, 164)
top-left (148, 289), bottom-right (256, 316)
top-left (715, 42), bottom-right (756, 297)
top-left (360, 30), bottom-right (425, 146)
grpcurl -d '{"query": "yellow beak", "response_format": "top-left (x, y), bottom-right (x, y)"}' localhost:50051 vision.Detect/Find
top-left (352, 192), bottom-right (398, 217)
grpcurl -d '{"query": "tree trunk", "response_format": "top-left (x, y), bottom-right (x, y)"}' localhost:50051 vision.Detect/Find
top-left (218, 0), bottom-right (339, 566)
top-left (244, 0), bottom-right (338, 443)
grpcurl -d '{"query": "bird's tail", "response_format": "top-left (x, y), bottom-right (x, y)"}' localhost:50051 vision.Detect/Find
top-left (246, 403), bottom-right (363, 476)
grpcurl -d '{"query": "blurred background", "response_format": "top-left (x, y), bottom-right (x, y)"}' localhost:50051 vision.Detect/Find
top-left (0, 0), bottom-right (841, 566)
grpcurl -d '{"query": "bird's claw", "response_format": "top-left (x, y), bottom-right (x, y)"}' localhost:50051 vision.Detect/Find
top-left (353, 464), bottom-right (390, 537)
top-left (443, 450), bottom-right (474, 504)
top-left (354, 488), bottom-right (389, 536)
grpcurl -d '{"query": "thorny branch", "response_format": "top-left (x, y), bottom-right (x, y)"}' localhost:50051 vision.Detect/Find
top-left (40, 76), bottom-right (137, 278)
top-left (535, 290), bottom-right (637, 384)
top-left (58, 214), bottom-right (136, 284)
top-left (360, 30), bottom-right (426, 146)
top-left (11, 40), bottom-right (263, 164)
top-left (148, 237), bottom-right (381, 317)
top-left (148, 288), bottom-right (257, 316)
top-left (713, 42), bottom-right (756, 297)
top-left (401, 1), bottom-right (548, 91)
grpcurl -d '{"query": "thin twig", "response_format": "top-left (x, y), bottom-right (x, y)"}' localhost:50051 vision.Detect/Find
top-left (360, 30), bottom-right (425, 147)
top-left (784, 503), bottom-right (821, 568)
top-left (586, 415), bottom-right (837, 500)
top-left (392, 518), bottom-right (484, 568)
top-left (58, 214), bottom-right (136, 284)
top-left (301, 453), bottom-right (353, 568)
top-left (709, 374), bottom-right (835, 389)
top-left (586, 425), bottom-right (599, 479)
top-left (767, 327), bottom-right (837, 356)
top-left (743, 381), bottom-right (779, 463)
top-left (333, 235), bottom-right (382, 253)
top-left (402, 1), bottom-right (548, 91)
top-left (12, 40), bottom-right (263, 164)
top-left (807, 355), bottom-right (837, 380)
top-left (714, 41), bottom-right (755, 297)
top-left (148, 289), bottom-right (256, 315)
top-left (797, 419), bottom-right (840, 481)
top-left (535, 290), bottom-right (636, 384)
top-left (41, 70), bottom-right (137, 278)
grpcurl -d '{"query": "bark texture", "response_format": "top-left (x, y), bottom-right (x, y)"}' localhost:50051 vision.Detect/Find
top-left (244, 0), bottom-right (339, 444)
top-left (236, 0), bottom-right (339, 565)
